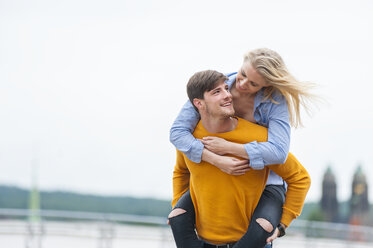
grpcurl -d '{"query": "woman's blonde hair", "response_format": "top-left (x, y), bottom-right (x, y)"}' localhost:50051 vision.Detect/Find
top-left (244, 48), bottom-right (316, 128)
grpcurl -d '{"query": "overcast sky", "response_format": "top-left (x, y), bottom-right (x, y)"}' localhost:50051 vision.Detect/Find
top-left (1, 0), bottom-right (372, 203)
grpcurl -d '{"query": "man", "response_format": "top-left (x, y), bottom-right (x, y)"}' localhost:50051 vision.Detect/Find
top-left (170, 70), bottom-right (311, 247)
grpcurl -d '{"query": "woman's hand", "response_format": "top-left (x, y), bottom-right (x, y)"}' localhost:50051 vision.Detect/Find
top-left (202, 136), bottom-right (231, 155)
top-left (202, 148), bottom-right (250, 175)
top-left (214, 156), bottom-right (251, 175)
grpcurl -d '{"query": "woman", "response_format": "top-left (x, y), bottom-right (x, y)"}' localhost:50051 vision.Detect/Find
top-left (169, 48), bottom-right (315, 248)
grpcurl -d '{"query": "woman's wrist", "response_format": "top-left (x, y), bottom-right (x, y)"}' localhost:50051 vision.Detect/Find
top-left (201, 149), bottom-right (219, 167)
top-left (228, 142), bottom-right (249, 160)
top-left (224, 141), bottom-right (235, 155)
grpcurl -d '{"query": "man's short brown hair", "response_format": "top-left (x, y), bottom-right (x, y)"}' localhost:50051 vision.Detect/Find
top-left (187, 70), bottom-right (228, 110)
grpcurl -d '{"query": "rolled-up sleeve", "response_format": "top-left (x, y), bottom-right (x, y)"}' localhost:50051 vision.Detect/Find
top-left (169, 101), bottom-right (203, 163)
top-left (244, 97), bottom-right (291, 169)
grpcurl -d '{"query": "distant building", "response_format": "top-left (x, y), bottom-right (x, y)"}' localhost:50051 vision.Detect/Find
top-left (311, 164), bottom-right (372, 229)
top-left (320, 166), bottom-right (339, 222)
top-left (349, 165), bottom-right (370, 226)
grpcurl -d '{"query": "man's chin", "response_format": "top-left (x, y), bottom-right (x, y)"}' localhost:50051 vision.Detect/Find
top-left (223, 111), bottom-right (235, 118)
top-left (221, 107), bottom-right (234, 115)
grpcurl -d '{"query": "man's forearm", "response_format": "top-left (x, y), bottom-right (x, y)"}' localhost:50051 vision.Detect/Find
top-left (269, 153), bottom-right (311, 226)
top-left (172, 151), bottom-right (191, 207)
top-left (280, 174), bottom-right (311, 226)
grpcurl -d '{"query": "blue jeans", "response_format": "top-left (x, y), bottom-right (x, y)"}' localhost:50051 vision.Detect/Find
top-left (169, 184), bottom-right (286, 248)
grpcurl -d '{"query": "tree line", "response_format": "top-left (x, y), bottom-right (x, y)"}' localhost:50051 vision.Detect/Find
top-left (0, 185), bottom-right (171, 217)
top-left (3, 184), bottom-right (368, 221)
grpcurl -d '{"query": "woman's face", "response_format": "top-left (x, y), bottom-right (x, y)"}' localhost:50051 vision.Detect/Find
top-left (235, 62), bottom-right (269, 95)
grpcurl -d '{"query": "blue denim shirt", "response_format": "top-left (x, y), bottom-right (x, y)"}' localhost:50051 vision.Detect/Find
top-left (170, 72), bottom-right (291, 185)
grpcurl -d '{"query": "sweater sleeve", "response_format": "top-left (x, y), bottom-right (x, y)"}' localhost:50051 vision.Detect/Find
top-left (268, 153), bottom-right (311, 226)
top-left (171, 150), bottom-right (191, 208)
top-left (169, 101), bottom-right (203, 163)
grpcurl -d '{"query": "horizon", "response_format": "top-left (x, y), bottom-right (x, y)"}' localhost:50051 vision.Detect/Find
top-left (0, 180), bottom-right (369, 205)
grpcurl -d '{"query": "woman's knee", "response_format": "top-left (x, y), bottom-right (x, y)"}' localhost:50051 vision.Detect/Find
top-left (168, 208), bottom-right (187, 219)
top-left (256, 218), bottom-right (274, 233)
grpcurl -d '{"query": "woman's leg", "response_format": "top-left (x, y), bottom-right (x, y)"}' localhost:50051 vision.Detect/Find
top-left (168, 190), bottom-right (203, 248)
top-left (233, 184), bottom-right (286, 248)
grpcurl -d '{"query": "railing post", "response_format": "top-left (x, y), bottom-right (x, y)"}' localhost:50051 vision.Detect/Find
top-left (24, 220), bottom-right (44, 248)
top-left (97, 220), bottom-right (115, 248)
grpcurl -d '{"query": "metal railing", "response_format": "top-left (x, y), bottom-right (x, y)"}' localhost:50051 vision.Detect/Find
top-left (0, 208), bottom-right (173, 248)
top-left (289, 219), bottom-right (373, 243)
top-left (1, 208), bottom-right (373, 248)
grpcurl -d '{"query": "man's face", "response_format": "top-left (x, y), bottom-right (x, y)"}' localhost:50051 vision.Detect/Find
top-left (201, 81), bottom-right (234, 118)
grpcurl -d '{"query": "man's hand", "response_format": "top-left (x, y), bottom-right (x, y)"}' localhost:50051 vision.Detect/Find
top-left (213, 156), bottom-right (251, 175)
top-left (202, 136), bottom-right (230, 155)
top-left (266, 223), bottom-right (286, 243)
top-left (266, 227), bottom-right (279, 243)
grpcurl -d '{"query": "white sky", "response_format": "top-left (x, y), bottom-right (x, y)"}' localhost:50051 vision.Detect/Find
top-left (0, 0), bottom-right (372, 203)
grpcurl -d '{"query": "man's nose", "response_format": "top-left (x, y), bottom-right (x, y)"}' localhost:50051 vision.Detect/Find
top-left (223, 89), bottom-right (232, 99)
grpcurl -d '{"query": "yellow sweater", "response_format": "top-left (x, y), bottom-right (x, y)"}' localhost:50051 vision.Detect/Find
top-left (172, 117), bottom-right (310, 244)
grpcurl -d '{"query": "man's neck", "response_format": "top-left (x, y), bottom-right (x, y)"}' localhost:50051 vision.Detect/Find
top-left (200, 116), bottom-right (237, 133)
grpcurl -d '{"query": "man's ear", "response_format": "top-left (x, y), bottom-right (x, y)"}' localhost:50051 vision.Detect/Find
top-left (193, 98), bottom-right (203, 110)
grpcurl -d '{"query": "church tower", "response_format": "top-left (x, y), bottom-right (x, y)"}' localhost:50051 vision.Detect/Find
top-left (320, 166), bottom-right (338, 222)
top-left (349, 165), bottom-right (370, 225)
